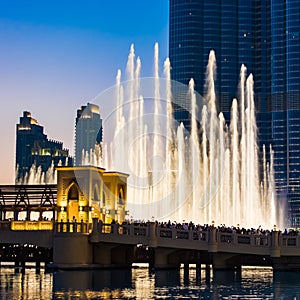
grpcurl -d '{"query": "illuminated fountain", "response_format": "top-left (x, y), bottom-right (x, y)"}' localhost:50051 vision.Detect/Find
top-left (89, 44), bottom-right (285, 228)
top-left (17, 160), bottom-right (61, 184)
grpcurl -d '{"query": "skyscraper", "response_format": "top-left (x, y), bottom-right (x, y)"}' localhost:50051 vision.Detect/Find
top-left (16, 111), bottom-right (73, 183)
top-left (270, 0), bottom-right (300, 226)
top-left (74, 103), bottom-right (103, 166)
top-left (169, 0), bottom-right (300, 226)
top-left (169, 0), bottom-right (270, 115)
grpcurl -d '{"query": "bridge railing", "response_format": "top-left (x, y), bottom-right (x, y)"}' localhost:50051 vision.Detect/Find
top-left (89, 220), bottom-right (300, 251)
top-left (280, 235), bottom-right (300, 247)
top-left (217, 232), bottom-right (271, 247)
top-left (157, 227), bottom-right (208, 242)
top-left (0, 221), bottom-right (11, 230)
top-left (94, 222), bottom-right (149, 237)
top-left (0, 220), bottom-right (54, 231)
top-left (92, 221), bottom-right (210, 242)
top-left (54, 221), bottom-right (90, 234)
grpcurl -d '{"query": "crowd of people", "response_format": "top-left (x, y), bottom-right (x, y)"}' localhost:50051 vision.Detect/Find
top-left (118, 219), bottom-right (299, 237)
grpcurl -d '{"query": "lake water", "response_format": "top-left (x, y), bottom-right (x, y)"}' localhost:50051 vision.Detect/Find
top-left (0, 265), bottom-right (300, 299)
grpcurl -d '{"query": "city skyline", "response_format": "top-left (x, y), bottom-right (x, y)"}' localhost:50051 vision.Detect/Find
top-left (0, 1), bottom-right (168, 184)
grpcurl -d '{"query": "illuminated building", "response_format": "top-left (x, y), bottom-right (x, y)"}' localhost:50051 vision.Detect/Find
top-left (56, 166), bottom-right (128, 224)
top-left (75, 103), bottom-right (103, 166)
top-left (15, 111), bottom-right (73, 183)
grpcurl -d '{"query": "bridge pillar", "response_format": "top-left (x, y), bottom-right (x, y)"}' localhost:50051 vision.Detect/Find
top-left (204, 264), bottom-right (212, 283)
top-left (184, 263), bottom-right (189, 285)
top-left (92, 244), bottom-right (133, 268)
top-left (271, 231), bottom-right (281, 258)
top-left (211, 253), bottom-right (238, 271)
top-left (52, 234), bottom-right (92, 268)
top-left (93, 243), bottom-right (113, 267)
top-left (152, 248), bottom-right (180, 270)
top-left (196, 263), bottom-right (201, 283)
top-left (26, 210), bottom-right (30, 221)
top-left (36, 261), bottom-right (40, 269)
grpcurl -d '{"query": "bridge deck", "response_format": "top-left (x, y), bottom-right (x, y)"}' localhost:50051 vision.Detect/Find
top-left (88, 221), bottom-right (300, 258)
top-left (1, 220), bottom-right (300, 270)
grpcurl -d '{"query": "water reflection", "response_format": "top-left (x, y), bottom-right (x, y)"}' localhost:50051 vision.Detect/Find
top-left (0, 267), bottom-right (52, 299)
top-left (1, 266), bottom-right (300, 299)
top-left (52, 266), bottom-right (300, 299)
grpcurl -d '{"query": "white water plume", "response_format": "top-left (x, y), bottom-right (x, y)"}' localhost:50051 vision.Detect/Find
top-left (88, 45), bottom-right (284, 229)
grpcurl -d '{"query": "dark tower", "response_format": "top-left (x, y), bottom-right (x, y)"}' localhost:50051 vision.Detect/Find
top-left (74, 103), bottom-right (103, 166)
top-left (16, 111), bottom-right (73, 183)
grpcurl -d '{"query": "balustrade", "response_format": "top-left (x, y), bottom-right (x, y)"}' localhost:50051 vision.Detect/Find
top-left (55, 221), bottom-right (89, 233)
top-left (2, 219), bottom-right (300, 252)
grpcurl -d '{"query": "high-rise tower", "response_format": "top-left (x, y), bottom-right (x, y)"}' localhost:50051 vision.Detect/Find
top-left (16, 111), bottom-right (73, 183)
top-left (74, 103), bottom-right (103, 166)
top-left (169, 0), bottom-right (300, 226)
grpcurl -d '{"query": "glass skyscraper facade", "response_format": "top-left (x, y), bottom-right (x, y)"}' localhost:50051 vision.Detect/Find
top-left (75, 103), bottom-right (103, 166)
top-left (270, 0), bottom-right (300, 226)
top-left (169, 0), bottom-right (300, 226)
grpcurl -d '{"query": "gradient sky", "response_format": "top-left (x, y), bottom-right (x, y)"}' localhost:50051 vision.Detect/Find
top-left (0, 0), bottom-right (169, 184)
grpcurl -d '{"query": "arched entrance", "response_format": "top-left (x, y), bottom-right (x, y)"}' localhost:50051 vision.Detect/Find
top-left (67, 183), bottom-right (79, 221)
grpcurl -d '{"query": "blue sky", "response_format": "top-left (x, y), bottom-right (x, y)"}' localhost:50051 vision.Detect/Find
top-left (0, 1), bottom-right (169, 183)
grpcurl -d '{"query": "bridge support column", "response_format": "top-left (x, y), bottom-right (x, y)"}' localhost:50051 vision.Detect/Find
top-left (211, 253), bottom-right (239, 271)
top-left (152, 248), bottom-right (180, 270)
top-left (26, 210), bottom-right (30, 221)
top-left (196, 264), bottom-right (201, 283)
top-left (93, 244), bottom-right (113, 267)
top-left (93, 244), bottom-right (133, 268)
top-left (184, 263), bottom-right (189, 285)
top-left (36, 261), bottom-right (40, 269)
top-left (205, 264), bottom-right (211, 282)
top-left (52, 234), bottom-right (92, 269)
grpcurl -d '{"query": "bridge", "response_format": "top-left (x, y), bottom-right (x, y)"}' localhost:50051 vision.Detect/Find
top-left (1, 219), bottom-right (300, 272)
top-left (0, 168), bottom-right (299, 272)
top-left (86, 220), bottom-right (300, 272)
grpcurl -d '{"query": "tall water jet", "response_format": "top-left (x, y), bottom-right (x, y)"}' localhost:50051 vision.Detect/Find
top-left (113, 69), bottom-right (125, 172)
top-left (152, 43), bottom-right (163, 215)
top-left (201, 105), bottom-right (209, 221)
top-left (205, 50), bottom-right (218, 223)
top-left (240, 64), bottom-right (247, 223)
top-left (177, 123), bottom-right (187, 223)
top-left (230, 99), bottom-right (240, 225)
top-left (218, 112), bottom-right (226, 223)
top-left (189, 78), bottom-right (201, 221)
top-left (163, 57), bottom-right (174, 216)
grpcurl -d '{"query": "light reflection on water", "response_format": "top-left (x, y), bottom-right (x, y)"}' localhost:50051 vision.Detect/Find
top-left (0, 266), bottom-right (300, 299)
